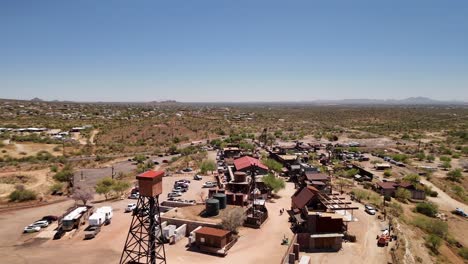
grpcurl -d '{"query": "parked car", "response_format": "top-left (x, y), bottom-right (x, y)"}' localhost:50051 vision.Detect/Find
top-left (162, 159), bottom-right (169, 163)
top-left (53, 228), bottom-right (66, 240)
top-left (193, 175), bottom-right (202, 181)
top-left (203, 182), bottom-right (217, 188)
top-left (182, 168), bottom-right (193, 172)
top-left (172, 187), bottom-right (186, 193)
top-left (31, 220), bottom-right (49, 228)
top-left (125, 203), bottom-right (137, 213)
top-left (84, 225), bottom-right (101, 239)
top-left (152, 160), bottom-right (160, 165)
top-left (24, 225), bottom-right (41, 233)
top-left (167, 192), bottom-right (182, 197)
top-left (176, 179), bottom-right (191, 184)
top-left (128, 193), bottom-right (140, 199)
top-left (455, 208), bottom-right (467, 217)
top-left (365, 205), bottom-right (376, 215)
top-left (40, 215), bottom-right (58, 223)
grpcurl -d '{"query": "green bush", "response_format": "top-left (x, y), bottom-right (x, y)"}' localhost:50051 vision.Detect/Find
top-left (447, 169), bottom-right (463, 182)
top-left (395, 188), bottom-right (411, 202)
top-left (262, 173), bottom-right (285, 193)
top-left (49, 182), bottom-right (64, 193)
top-left (425, 234), bottom-right (442, 253)
top-left (9, 186), bottom-right (37, 202)
top-left (412, 215), bottom-right (448, 238)
top-left (459, 247), bottom-right (468, 260)
top-left (416, 202), bottom-right (438, 217)
top-left (53, 165), bottom-right (74, 182)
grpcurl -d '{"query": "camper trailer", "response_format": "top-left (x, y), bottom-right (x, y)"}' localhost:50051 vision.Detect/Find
top-left (88, 206), bottom-right (113, 226)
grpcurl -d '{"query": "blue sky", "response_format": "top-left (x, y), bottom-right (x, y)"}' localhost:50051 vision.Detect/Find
top-left (1, 0), bottom-right (467, 102)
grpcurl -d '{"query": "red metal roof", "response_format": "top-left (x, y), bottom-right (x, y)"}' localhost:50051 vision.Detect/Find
top-left (305, 173), bottom-right (330, 181)
top-left (233, 156), bottom-right (268, 171)
top-left (195, 227), bottom-right (230, 237)
top-left (137, 170), bottom-right (164, 179)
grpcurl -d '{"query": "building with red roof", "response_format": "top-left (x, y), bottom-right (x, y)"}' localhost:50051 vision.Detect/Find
top-left (233, 156), bottom-right (268, 174)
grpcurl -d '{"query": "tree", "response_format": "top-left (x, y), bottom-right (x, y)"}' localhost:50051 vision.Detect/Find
top-left (425, 234), bottom-right (442, 253)
top-left (221, 207), bottom-right (246, 234)
top-left (345, 168), bottom-right (359, 178)
top-left (200, 160), bottom-right (216, 174)
top-left (383, 169), bottom-right (392, 178)
top-left (262, 173), bottom-right (285, 193)
top-left (72, 185), bottom-right (94, 205)
top-left (395, 188), bottom-right (411, 202)
top-left (112, 180), bottom-right (131, 198)
top-left (403, 174), bottom-right (420, 185)
top-left (133, 154), bottom-right (147, 164)
top-left (262, 159), bottom-right (283, 173)
top-left (95, 177), bottom-right (115, 200)
top-left (447, 169), bottom-right (463, 182)
top-left (336, 178), bottom-right (352, 193)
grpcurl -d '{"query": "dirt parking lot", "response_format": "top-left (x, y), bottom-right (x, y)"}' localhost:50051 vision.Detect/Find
top-left (0, 176), bottom-right (390, 264)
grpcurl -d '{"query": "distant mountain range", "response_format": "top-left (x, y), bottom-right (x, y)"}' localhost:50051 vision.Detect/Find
top-left (0, 96), bottom-right (465, 106)
top-left (307, 97), bottom-right (467, 106)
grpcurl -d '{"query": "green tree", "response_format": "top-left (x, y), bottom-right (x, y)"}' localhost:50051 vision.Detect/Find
top-left (200, 160), bottom-right (217, 174)
top-left (425, 234), bottom-right (442, 253)
top-left (447, 169), bottom-right (463, 182)
top-left (95, 177), bottom-right (115, 200)
top-left (262, 159), bottom-right (283, 173)
top-left (262, 173), bottom-right (286, 193)
top-left (112, 180), bottom-right (131, 198)
top-left (395, 188), bottom-right (411, 202)
top-left (383, 169), bottom-right (392, 177)
top-left (346, 168), bottom-right (359, 178)
top-left (53, 165), bottom-right (74, 183)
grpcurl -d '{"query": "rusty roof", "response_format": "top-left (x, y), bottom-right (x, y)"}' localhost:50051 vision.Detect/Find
top-left (376, 181), bottom-right (397, 190)
top-left (305, 173), bottom-right (329, 181)
top-left (292, 186), bottom-right (318, 209)
top-left (195, 227), bottom-right (230, 237)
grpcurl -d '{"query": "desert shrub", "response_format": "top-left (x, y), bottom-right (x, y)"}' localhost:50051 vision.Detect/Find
top-left (447, 169), bottom-right (463, 182)
top-left (262, 159), bottom-right (283, 173)
top-left (199, 160), bottom-right (216, 174)
top-left (383, 169), bottom-right (392, 177)
top-left (50, 165), bottom-right (58, 172)
top-left (412, 215), bottom-right (448, 238)
top-left (388, 202), bottom-right (403, 217)
top-left (9, 185), bottom-right (37, 202)
top-left (53, 165), bottom-right (74, 182)
top-left (425, 234), bottom-right (442, 253)
top-left (49, 182), bottom-right (64, 193)
top-left (221, 207), bottom-right (246, 234)
top-left (459, 247), bottom-right (468, 260)
top-left (416, 202), bottom-right (438, 217)
top-left (392, 154), bottom-right (409, 163)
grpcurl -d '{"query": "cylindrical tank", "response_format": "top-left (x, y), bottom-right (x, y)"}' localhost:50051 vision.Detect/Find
top-left (208, 188), bottom-right (217, 198)
top-left (217, 189), bottom-right (226, 194)
top-left (213, 193), bottom-right (227, 209)
top-left (234, 171), bottom-right (247, 182)
top-left (205, 199), bottom-right (220, 216)
top-left (226, 193), bottom-right (235, 205)
top-left (235, 193), bottom-right (244, 206)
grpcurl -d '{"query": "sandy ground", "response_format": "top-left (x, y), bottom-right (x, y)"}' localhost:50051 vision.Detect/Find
top-left (0, 141), bottom-right (61, 158)
top-left (0, 169), bottom-right (52, 198)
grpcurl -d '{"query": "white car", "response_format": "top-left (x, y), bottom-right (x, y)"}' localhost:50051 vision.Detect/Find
top-left (167, 192), bottom-right (182, 198)
top-left (203, 181), bottom-right (217, 188)
top-left (32, 220), bottom-right (49, 228)
top-left (365, 205), bottom-right (376, 215)
top-left (125, 203), bottom-right (137, 213)
top-left (24, 225), bottom-right (41, 233)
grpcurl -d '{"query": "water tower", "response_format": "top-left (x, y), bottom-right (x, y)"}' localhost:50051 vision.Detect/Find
top-left (120, 170), bottom-right (167, 264)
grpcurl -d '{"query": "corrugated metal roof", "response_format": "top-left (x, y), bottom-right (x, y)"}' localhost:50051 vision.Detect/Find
top-left (233, 156), bottom-right (268, 171)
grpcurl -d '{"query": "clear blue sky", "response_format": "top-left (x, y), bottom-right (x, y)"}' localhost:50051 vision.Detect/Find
top-left (1, 0), bottom-right (467, 102)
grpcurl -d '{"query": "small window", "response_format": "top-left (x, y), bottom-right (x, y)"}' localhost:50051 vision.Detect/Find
top-left (200, 237), bottom-right (205, 243)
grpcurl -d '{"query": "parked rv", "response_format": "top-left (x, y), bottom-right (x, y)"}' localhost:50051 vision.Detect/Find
top-left (61, 206), bottom-right (92, 231)
top-left (89, 206), bottom-right (113, 226)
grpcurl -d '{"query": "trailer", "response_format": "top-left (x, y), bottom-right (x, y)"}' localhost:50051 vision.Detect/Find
top-left (89, 206), bottom-right (113, 226)
top-left (62, 206), bottom-right (92, 231)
